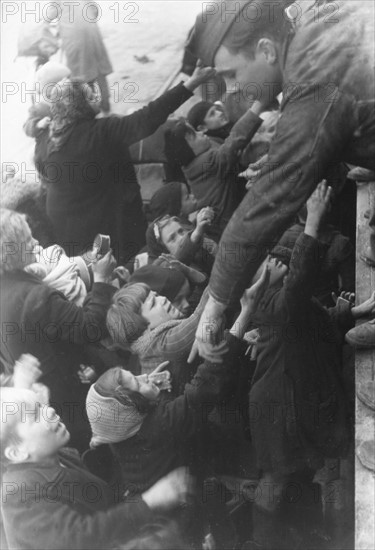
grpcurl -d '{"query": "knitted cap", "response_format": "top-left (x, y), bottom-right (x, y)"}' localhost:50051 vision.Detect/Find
top-left (187, 101), bottom-right (214, 130)
top-left (130, 265), bottom-right (188, 302)
top-left (86, 378), bottom-right (145, 448)
top-left (187, 0), bottom-right (255, 66)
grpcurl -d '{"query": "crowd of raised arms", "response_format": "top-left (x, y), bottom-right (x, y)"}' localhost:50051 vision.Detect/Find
top-left (1, 1), bottom-right (374, 549)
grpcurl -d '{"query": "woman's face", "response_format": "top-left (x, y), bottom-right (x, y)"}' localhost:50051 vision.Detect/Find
top-left (160, 220), bottom-right (189, 256)
top-left (141, 290), bottom-right (182, 329)
top-left (180, 184), bottom-right (198, 216)
top-left (120, 370), bottom-right (160, 401)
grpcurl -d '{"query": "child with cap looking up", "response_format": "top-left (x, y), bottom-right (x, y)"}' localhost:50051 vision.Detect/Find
top-left (87, 266), bottom-right (269, 497)
top-left (187, 101), bottom-right (232, 143)
top-left (164, 99), bottom-right (265, 240)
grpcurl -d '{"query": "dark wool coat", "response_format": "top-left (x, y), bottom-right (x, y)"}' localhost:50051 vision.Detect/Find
top-left (0, 270), bottom-right (115, 450)
top-left (1, 448), bottom-right (152, 550)
top-left (111, 334), bottom-right (245, 494)
top-left (35, 83), bottom-right (193, 263)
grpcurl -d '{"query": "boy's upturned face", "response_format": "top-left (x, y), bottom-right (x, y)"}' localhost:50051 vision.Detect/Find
top-left (203, 105), bottom-right (229, 130)
top-left (12, 391), bottom-right (70, 463)
top-left (141, 289), bottom-right (182, 329)
top-left (160, 220), bottom-right (189, 256)
top-left (253, 256), bottom-right (288, 287)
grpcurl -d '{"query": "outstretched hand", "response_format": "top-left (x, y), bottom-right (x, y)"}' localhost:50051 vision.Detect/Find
top-left (239, 154), bottom-right (268, 189)
top-left (185, 59), bottom-right (216, 91)
top-left (188, 296), bottom-right (228, 364)
top-left (13, 354), bottom-right (42, 389)
top-left (306, 180), bottom-right (332, 221)
top-left (240, 263), bottom-right (270, 314)
top-left (141, 467), bottom-right (194, 511)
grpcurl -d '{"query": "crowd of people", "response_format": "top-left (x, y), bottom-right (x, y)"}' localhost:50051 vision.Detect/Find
top-left (1, 1), bottom-right (375, 549)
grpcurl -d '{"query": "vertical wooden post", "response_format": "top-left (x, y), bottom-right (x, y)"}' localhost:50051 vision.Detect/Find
top-left (355, 181), bottom-right (375, 549)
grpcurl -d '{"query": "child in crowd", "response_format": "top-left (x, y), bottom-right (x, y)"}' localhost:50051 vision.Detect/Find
top-left (86, 268), bottom-right (268, 545)
top-left (164, 100), bottom-right (264, 240)
top-left (147, 181), bottom-right (198, 223)
top-left (0, 387), bottom-right (192, 550)
top-left (129, 264), bottom-right (203, 318)
top-left (0, 209), bottom-right (117, 450)
top-left (107, 282), bottom-right (209, 391)
top-left (187, 101), bottom-right (232, 143)
top-left (247, 181), bottom-right (375, 548)
top-left (146, 210), bottom-right (217, 276)
top-left (24, 244), bottom-right (91, 306)
top-left (278, 203), bottom-right (355, 307)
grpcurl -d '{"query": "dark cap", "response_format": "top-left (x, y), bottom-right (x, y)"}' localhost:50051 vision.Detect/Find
top-left (187, 101), bottom-right (214, 129)
top-left (129, 265), bottom-right (188, 303)
top-left (149, 182), bottom-right (182, 220)
top-left (187, 0), bottom-right (254, 66)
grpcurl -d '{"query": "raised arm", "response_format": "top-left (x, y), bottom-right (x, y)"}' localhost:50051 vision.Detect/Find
top-left (103, 62), bottom-right (216, 146)
top-left (35, 251), bottom-right (117, 346)
top-left (212, 100), bottom-right (263, 171)
top-left (283, 180), bottom-right (332, 312)
top-left (191, 86), bottom-right (355, 361)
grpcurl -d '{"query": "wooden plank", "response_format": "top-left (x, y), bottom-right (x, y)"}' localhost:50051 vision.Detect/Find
top-left (355, 181), bottom-right (375, 550)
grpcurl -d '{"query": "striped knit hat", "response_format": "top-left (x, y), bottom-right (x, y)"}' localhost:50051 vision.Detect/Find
top-left (86, 382), bottom-right (145, 448)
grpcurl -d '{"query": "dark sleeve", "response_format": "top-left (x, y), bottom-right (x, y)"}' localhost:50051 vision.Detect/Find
top-left (160, 333), bottom-right (244, 437)
top-left (2, 487), bottom-right (152, 550)
top-left (174, 231), bottom-right (202, 265)
top-left (207, 86), bottom-right (356, 305)
top-left (28, 282), bottom-right (115, 345)
top-left (151, 288), bottom-right (210, 360)
top-left (283, 232), bottom-right (327, 316)
top-left (327, 300), bottom-right (354, 336)
top-left (211, 109), bottom-right (262, 171)
top-left (336, 238), bottom-right (355, 292)
top-left (103, 82), bottom-right (193, 146)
